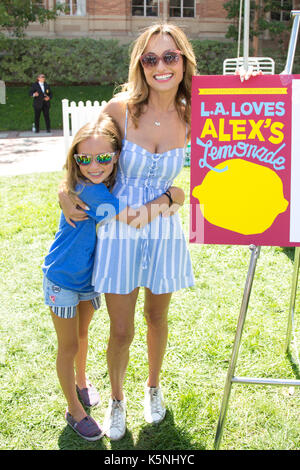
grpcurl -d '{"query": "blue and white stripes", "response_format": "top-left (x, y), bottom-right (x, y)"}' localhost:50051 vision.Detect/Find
top-left (92, 136), bottom-right (195, 295)
top-left (51, 295), bottom-right (101, 318)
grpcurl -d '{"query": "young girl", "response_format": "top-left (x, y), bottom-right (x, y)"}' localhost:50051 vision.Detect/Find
top-left (42, 114), bottom-right (184, 441)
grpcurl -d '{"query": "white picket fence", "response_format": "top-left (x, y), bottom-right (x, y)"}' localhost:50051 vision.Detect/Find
top-left (62, 98), bottom-right (107, 154)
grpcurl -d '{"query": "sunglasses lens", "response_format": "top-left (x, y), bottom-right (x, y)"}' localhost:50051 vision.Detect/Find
top-left (141, 54), bottom-right (158, 68)
top-left (96, 154), bottom-right (113, 165)
top-left (76, 154), bottom-right (91, 165)
top-left (163, 52), bottom-right (179, 64)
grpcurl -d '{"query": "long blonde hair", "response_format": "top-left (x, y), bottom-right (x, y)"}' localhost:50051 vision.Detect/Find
top-left (64, 113), bottom-right (122, 196)
top-left (117, 23), bottom-right (197, 128)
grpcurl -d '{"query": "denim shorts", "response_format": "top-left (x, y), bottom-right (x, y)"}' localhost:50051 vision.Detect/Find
top-left (43, 276), bottom-right (101, 319)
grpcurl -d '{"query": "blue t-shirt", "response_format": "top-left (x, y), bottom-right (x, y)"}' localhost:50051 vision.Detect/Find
top-left (42, 182), bottom-right (126, 292)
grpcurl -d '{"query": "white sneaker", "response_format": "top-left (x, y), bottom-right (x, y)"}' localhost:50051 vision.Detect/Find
top-left (103, 397), bottom-right (126, 440)
top-left (144, 382), bottom-right (166, 424)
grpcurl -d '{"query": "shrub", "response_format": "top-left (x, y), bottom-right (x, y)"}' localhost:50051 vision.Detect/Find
top-left (0, 37), bottom-right (237, 85)
top-left (0, 36), bottom-right (294, 85)
top-left (191, 39), bottom-right (236, 75)
top-left (0, 37), bottom-right (130, 85)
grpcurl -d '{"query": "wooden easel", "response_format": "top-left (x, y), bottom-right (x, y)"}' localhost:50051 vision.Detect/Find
top-left (214, 9), bottom-right (300, 450)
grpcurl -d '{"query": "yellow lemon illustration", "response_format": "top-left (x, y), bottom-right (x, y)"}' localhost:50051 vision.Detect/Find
top-left (192, 159), bottom-right (288, 235)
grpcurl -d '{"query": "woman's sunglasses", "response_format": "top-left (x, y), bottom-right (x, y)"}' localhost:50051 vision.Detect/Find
top-left (73, 152), bottom-right (117, 166)
top-left (140, 50), bottom-right (182, 69)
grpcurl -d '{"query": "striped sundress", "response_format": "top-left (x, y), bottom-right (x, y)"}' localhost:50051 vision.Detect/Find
top-left (92, 108), bottom-right (195, 295)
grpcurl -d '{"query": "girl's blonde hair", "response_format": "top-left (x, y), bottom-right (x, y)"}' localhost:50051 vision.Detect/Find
top-left (116, 23), bottom-right (197, 129)
top-left (64, 113), bottom-right (122, 195)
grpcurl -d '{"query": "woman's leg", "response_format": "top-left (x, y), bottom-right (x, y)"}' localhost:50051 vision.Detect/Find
top-left (74, 300), bottom-right (95, 389)
top-left (105, 288), bottom-right (139, 400)
top-left (144, 289), bottom-right (172, 388)
top-left (51, 309), bottom-right (87, 422)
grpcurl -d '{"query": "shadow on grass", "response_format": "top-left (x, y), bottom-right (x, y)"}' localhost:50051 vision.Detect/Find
top-left (111, 409), bottom-right (204, 451)
top-left (286, 350), bottom-right (300, 380)
top-left (57, 408), bottom-right (204, 450)
top-left (58, 423), bottom-right (107, 450)
top-left (280, 246), bottom-right (295, 262)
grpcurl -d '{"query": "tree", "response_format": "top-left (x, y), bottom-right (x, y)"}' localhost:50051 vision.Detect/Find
top-left (0, 0), bottom-right (65, 38)
top-left (224, 0), bottom-right (294, 55)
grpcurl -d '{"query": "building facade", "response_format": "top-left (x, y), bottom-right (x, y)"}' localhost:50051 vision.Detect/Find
top-left (26, 1), bottom-right (230, 43)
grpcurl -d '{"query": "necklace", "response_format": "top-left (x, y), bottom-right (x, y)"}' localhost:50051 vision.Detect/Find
top-left (148, 105), bottom-right (176, 128)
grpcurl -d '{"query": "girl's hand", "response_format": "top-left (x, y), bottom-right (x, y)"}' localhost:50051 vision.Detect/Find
top-left (235, 65), bottom-right (263, 83)
top-left (58, 184), bottom-right (89, 228)
top-left (161, 186), bottom-right (185, 218)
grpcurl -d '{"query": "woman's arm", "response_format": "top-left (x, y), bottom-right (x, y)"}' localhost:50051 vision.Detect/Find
top-left (116, 186), bottom-right (185, 228)
top-left (58, 181), bottom-right (89, 228)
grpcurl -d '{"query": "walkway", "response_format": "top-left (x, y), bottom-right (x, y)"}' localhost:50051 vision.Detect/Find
top-left (0, 130), bottom-right (65, 177)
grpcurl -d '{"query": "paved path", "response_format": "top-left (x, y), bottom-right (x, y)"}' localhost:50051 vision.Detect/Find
top-left (0, 130), bottom-right (66, 177)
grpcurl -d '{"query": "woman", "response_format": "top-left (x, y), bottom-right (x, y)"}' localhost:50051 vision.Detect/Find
top-left (59, 23), bottom-right (197, 440)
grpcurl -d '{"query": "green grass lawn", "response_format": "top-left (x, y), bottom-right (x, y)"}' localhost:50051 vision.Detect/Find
top-left (0, 85), bottom-right (115, 132)
top-left (0, 168), bottom-right (299, 450)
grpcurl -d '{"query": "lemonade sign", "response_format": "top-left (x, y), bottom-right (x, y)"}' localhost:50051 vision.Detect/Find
top-left (190, 74), bottom-right (300, 246)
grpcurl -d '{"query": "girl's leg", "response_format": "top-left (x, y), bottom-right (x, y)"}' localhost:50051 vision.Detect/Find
top-left (74, 300), bottom-right (95, 389)
top-left (144, 289), bottom-right (172, 387)
top-left (105, 288), bottom-right (139, 400)
top-left (51, 309), bottom-right (87, 422)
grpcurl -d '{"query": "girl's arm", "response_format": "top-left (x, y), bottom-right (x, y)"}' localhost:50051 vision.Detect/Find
top-left (116, 186), bottom-right (185, 228)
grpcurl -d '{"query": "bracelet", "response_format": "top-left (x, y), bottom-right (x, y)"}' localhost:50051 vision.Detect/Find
top-left (164, 190), bottom-right (173, 207)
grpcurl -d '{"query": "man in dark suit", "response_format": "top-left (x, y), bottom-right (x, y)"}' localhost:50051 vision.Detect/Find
top-left (29, 73), bottom-right (52, 133)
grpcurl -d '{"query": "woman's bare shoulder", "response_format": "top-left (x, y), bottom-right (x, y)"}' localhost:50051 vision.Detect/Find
top-left (102, 97), bottom-right (127, 123)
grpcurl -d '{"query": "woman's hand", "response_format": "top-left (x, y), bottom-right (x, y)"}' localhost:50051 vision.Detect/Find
top-left (235, 65), bottom-right (263, 83)
top-left (58, 183), bottom-right (89, 228)
top-left (161, 186), bottom-right (185, 218)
